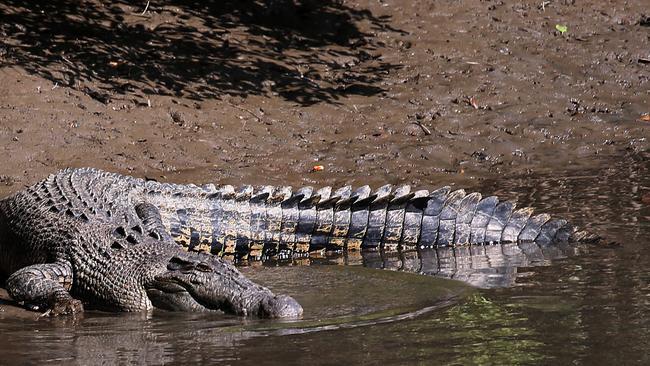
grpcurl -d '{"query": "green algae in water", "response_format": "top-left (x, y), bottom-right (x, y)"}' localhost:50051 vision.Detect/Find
top-left (428, 294), bottom-right (546, 365)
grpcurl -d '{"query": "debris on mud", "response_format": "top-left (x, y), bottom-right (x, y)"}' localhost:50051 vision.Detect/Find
top-left (0, 176), bottom-right (15, 187)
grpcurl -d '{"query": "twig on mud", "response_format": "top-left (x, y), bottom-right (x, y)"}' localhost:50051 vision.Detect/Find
top-left (60, 55), bottom-right (75, 68)
top-left (140, 1), bottom-right (150, 15)
top-left (0, 106), bottom-right (41, 111)
top-left (413, 121), bottom-right (432, 135)
top-left (226, 102), bottom-right (262, 122)
top-left (541, 1), bottom-right (551, 11)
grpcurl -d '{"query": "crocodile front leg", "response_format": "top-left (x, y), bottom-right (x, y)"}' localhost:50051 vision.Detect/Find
top-left (6, 261), bottom-right (83, 315)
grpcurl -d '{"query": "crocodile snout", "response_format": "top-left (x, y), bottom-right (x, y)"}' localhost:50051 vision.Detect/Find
top-left (257, 294), bottom-right (303, 319)
top-left (148, 252), bottom-right (303, 318)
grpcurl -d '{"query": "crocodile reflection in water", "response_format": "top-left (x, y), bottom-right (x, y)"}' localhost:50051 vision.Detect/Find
top-left (258, 242), bottom-right (582, 289)
top-left (362, 242), bottom-right (582, 288)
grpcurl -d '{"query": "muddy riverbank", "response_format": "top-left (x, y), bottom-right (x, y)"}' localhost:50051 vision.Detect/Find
top-left (0, 0), bottom-right (647, 198)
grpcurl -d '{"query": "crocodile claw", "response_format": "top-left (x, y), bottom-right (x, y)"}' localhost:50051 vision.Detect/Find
top-left (41, 297), bottom-right (83, 317)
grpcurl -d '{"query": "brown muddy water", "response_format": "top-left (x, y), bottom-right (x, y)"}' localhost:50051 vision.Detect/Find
top-left (0, 155), bottom-right (647, 366)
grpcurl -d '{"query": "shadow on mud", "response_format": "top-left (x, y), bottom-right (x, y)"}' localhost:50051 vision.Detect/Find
top-left (0, 0), bottom-right (401, 105)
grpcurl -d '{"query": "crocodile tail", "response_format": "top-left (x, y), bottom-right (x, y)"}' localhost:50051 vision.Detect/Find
top-left (146, 182), bottom-right (596, 260)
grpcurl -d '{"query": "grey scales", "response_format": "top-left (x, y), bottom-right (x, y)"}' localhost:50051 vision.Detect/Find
top-left (0, 168), bottom-right (598, 317)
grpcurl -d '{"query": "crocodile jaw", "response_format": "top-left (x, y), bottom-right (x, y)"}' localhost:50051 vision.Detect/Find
top-left (145, 252), bottom-right (303, 318)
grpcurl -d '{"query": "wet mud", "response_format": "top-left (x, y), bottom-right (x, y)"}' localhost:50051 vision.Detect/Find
top-left (0, 0), bottom-right (647, 198)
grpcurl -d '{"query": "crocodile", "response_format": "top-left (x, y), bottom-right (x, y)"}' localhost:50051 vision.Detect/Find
top-left (0, 168), bottom-right (597, 317)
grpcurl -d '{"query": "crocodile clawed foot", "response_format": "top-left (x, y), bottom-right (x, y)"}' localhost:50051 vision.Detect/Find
top-left (43, 297), bottom-right (84, 317)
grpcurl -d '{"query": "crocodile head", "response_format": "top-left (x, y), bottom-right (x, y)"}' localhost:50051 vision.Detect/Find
top-left (145, 251), bottom-right (303, 318)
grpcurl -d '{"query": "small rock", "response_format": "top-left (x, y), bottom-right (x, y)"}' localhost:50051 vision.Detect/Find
top-left (403, 123), bottom-right (426, 136)
top-left (169, 110), bottom-right (185, 126)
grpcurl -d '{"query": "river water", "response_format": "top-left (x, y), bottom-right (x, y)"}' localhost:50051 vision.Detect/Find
top-left (0, 154), bottom-right (647, 365)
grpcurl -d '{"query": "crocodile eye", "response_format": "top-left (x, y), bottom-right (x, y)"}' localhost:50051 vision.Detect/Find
top-left (168, 256), bottom-right (195, 271)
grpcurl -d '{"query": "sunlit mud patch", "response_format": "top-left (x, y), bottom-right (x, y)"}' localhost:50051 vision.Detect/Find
top-left (239, 265), bottom-right (472, 333)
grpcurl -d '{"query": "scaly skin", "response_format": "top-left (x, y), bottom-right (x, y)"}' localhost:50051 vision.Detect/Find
top-left (0, 169), bottom-right (301, 317)
top-left (0, 168), bottom-right (597, 316)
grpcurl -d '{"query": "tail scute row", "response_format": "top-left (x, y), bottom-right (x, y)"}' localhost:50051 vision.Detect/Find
top-left (145, 182), bottom-right (593, 260)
